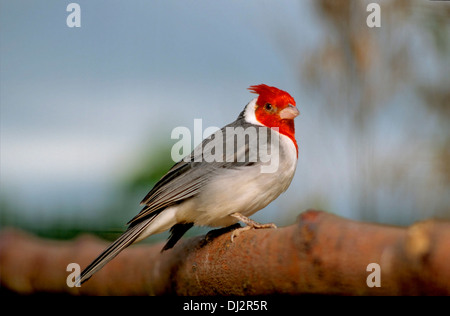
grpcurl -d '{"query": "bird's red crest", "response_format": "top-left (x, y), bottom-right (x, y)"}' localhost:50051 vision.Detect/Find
top-left (248, 84), bottom-right (296, 108)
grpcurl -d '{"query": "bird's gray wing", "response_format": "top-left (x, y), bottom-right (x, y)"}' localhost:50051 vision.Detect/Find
top-left (127, 117), bottom-right (268, 226)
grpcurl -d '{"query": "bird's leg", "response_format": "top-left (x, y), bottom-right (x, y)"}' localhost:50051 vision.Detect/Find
top-left (230, 212), bottom-right (277, 242)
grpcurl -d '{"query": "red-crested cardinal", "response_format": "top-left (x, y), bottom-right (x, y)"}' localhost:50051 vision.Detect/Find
top-left (79, 84), bottom-right (299, 283)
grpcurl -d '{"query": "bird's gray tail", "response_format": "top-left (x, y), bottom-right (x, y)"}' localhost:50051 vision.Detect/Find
top-left (79, 221), bottom-right (150, 284)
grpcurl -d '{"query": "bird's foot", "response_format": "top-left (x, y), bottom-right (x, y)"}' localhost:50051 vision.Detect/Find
top-left (230, 212), bottom-right (277, 242)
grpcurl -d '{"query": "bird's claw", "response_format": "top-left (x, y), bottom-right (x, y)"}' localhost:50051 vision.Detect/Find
top-left (229, 212), bottom-right (277, 242)
top-left (230, 225), bottom-right (252, 242)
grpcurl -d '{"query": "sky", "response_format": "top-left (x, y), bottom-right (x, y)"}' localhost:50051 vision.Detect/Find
top-left (1, 0), bottom-right (448, 230)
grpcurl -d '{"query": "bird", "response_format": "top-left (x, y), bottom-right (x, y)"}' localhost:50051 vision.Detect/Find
top-left (79, 84), bottom-right (299, 284)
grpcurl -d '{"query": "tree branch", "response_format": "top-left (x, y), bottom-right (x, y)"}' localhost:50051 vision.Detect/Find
top-left (1, 210), bottom-right (449, 295)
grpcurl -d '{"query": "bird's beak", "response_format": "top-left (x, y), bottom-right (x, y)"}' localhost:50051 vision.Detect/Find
top-left (279, 104), bottom-right (299, 120)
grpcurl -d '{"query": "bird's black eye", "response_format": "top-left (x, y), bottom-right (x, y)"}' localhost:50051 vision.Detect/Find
top-left (264, 103), bottom-right (273, 111)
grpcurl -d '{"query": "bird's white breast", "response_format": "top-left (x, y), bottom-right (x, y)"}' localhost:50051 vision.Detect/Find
top-left (176, 131), bottom-right (298, 227)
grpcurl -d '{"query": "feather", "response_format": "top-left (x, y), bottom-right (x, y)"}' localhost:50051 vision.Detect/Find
top-left (127, 114), bottom-right (274, 226)
top-left (79, 219), bottom-right (154, 284)
top-left (161, 222), bottom-right (194, 252)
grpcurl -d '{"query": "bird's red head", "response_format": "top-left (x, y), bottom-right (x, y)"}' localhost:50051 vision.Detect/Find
top-left (248, 84), bottom-right (299, 153)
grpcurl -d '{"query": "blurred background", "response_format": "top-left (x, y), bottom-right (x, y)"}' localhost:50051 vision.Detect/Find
top-left (1, 0), bottom-right (449, 244)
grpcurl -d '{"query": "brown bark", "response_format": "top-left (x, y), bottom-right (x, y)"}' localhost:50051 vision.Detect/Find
top-left (0, 210), bottom-right (449, 295)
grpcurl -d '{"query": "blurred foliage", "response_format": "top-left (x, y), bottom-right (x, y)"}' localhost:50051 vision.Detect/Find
top-left (293, 0), bottom-right (450, 223)
top-left (121, 143), bottom-right (175, 198)
top-left (0, 142), bottom-right (176, 241)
